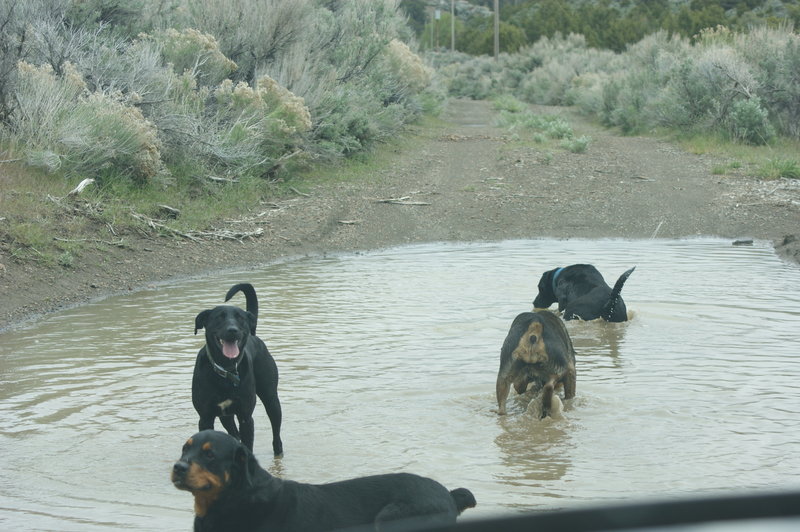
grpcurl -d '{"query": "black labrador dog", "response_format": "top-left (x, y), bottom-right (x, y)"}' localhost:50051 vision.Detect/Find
top-left (496, 310), bottom-right (576, 417)
top-left (172, 430), bottom-right (476, 532)
top-left (193, 283), bottom-right (283, 456)
top-left (533, 264), bottom-right (635, 322)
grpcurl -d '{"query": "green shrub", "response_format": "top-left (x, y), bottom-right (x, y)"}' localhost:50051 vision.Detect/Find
top-left (384, 39), bottom-right (432, 93)
top-left (437, 25), bottom-right (799, 143)
top-left (179, 0), bottom-right (314, 83)
top-left (734, 25), bottom-right (800, 138)
top-left (544, 117), bottom-right (574, 139)
top-left (491, 94), bottom-right (527, 113)
top-left (7, 61), bottom-right (163, 182)
top-left (3, 0), bottom-right (432, 186)
top-left (497, 110), bottom-right (575, 140)
top-left (729, 97), bottom-right (775, 145)
top-left (145, 28), bottom-right (237, 87)
top-left (517, 34), bottom-right (617, 106)
top-left (561, 135), bottom-right (591, 153)
top-left (183, 75), bottom-right (312, 176)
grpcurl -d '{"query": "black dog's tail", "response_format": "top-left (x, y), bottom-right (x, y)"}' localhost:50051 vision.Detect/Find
top-left (225, 283), bottom-right (259, 318)
top-left (602, 267), bottom-right (635, 321)
top-left (450, 488), bottom-right (477, 514)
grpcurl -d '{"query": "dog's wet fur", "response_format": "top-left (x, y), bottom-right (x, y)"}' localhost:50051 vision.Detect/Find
top-left (172, 430), bottom-right (476, 532)
top-left (496, 310), bottom-right (576, 417)
top-left (533, 264), bottom-right (635, 322)
top-left (193, 283), bottom-right (283, 456)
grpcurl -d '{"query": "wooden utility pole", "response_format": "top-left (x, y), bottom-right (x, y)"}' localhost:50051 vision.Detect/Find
top-left (430, 7), bottom-right (434, 50)
top-left (451, 0), bottom-right (455, 51)
top-left (493, 0), bottom-right (499, 59)
top-left (435, 8), bottom-right (440, 49)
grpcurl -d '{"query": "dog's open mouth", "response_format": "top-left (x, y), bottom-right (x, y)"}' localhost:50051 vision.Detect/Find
top-left (220, 338), bottom-right (240, 359)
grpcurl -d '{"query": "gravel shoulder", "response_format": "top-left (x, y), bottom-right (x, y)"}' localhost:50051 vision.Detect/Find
top-left (2, 99), bottom-right (798, 330)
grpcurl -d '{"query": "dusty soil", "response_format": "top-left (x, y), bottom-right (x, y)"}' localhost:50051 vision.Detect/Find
top-left (1, 99), bottom-right (799, 330)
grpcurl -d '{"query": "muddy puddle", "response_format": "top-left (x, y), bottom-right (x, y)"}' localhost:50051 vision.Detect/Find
top-left (1, 238), bottom-right (799, 530)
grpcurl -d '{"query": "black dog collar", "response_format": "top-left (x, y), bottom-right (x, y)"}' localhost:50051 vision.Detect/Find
top-left (206, 347), bottom-right (241, 387)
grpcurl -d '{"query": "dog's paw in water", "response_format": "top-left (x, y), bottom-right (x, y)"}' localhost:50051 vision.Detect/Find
top-left (526, 393), bottom-right (564, 420)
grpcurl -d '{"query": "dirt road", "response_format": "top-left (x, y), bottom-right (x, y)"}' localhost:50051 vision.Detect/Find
top-left (1, 99), bottom-right (798, 329)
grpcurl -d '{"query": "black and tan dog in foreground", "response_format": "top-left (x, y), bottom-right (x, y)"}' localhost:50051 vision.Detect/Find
top-left (496, 310), bottom-right (576, 417)
top-left (172, 430), bottom-right (476, 532)
top-left (193, 283), bottom-right (283, 456)
top-left (533, 264), bottom-right (635, 322)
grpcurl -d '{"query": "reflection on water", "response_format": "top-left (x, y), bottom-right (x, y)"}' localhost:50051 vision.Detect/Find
top-left (494, 415), bottom-right (572, 500)
top-left (1, 238), bottom-right (800, 530)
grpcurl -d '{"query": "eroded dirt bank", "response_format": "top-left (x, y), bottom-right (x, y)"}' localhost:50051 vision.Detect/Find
top-left (1, 99), bottom-right (798, 330)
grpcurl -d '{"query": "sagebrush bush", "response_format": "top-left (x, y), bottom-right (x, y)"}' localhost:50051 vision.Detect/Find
top-left (517, 34), bottom-right (617, 106)
top-left (607, 27), bottom-right (795, 139)
top-left (77, 91), bottom-right (164, 181)
top-left (491, 94), bottom-right (527, 113)
top-left (734, 24), bottom-right (800, 138)
top-left (145, 28), bottom-right (237, 87)
top-left (729, 97), bottom-right (775, 145)
top-left (178, 0), bottom-right (314, 83)
top-left (497, 110), bottom-right (574, 139)
top-left (275, 1), bottom-right (426, 159)
top-left (179, 75), bottom-right (313, 177)
top-left (437, 24), bottom-right (798, 142)
top-left (432, 50), bottom-right (516, 100)
top-left (1, 0), bottom-right (434, 190)
top-left (7, 61), bottom-right (163, 182)
top-left (384, 39), bottom-right (432, 93)
top-left (561, 135), bottom-right (591, 153)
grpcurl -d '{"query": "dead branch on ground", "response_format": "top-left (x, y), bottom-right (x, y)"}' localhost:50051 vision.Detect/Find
top-left (130, 211), bottom-right (263, 242)
top-left (371, 195), bottom-right (431, 206)
top-left (55, 237), bottom-right (126, 246)
top-left (67, 178), bottom-right (95, 197)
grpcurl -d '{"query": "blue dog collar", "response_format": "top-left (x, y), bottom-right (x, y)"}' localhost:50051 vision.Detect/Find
top-left (552, 267), bottom-right (564, 294)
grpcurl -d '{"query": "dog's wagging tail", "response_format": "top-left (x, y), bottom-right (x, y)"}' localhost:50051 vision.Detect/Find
top-left (601, 266), bottom-right (635, 321)
top-left (225, 283), bottom-right (259, 331)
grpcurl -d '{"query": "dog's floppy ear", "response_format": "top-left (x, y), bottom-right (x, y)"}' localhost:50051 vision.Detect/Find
top-left (233, 442), bottom-right (258, 488)
top-left (194, 309), bottom-right (211, 335)
top-left (543, 269), bottom-right (557, 288)
top-left (533, 270), bottom-right (556, 308)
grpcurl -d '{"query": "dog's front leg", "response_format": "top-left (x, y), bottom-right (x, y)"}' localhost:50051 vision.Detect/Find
top-left (238, 416), bottom-right (255, 451)
top-left (198, 414), bottom-right (216, 432)
top-left (496, 375), bottom-right (511, 415)
top-left (563, 367), bottom-right (576, 400)
top-left (219, 415), bottom-right (241, 441)
top-left (262, 396), bottom-right (283, 456)
top-left (540, 378), bottom-right (556, 419)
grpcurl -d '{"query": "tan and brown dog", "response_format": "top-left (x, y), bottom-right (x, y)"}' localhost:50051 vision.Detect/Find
top-left (496, 310), bottom-right (576, 417)
top-left (172, 430), bottom-right (476, 532)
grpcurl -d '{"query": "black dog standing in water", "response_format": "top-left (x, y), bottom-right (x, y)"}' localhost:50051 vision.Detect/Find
top-left (172, 430), bottom-right (476, 532)
top-left (533, 264), bottom-right (636, 322)
top-left (193, 283), bottom-right (283, 456)
top-left (496, 310), bottom-right (577, 417)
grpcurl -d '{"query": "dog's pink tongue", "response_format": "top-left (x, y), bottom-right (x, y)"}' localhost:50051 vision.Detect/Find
top-left (222, 340), bottom-right (240, 359)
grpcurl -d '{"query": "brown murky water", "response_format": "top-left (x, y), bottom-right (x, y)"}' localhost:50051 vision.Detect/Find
top-left (1, 238), bottom-right (799, 531)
